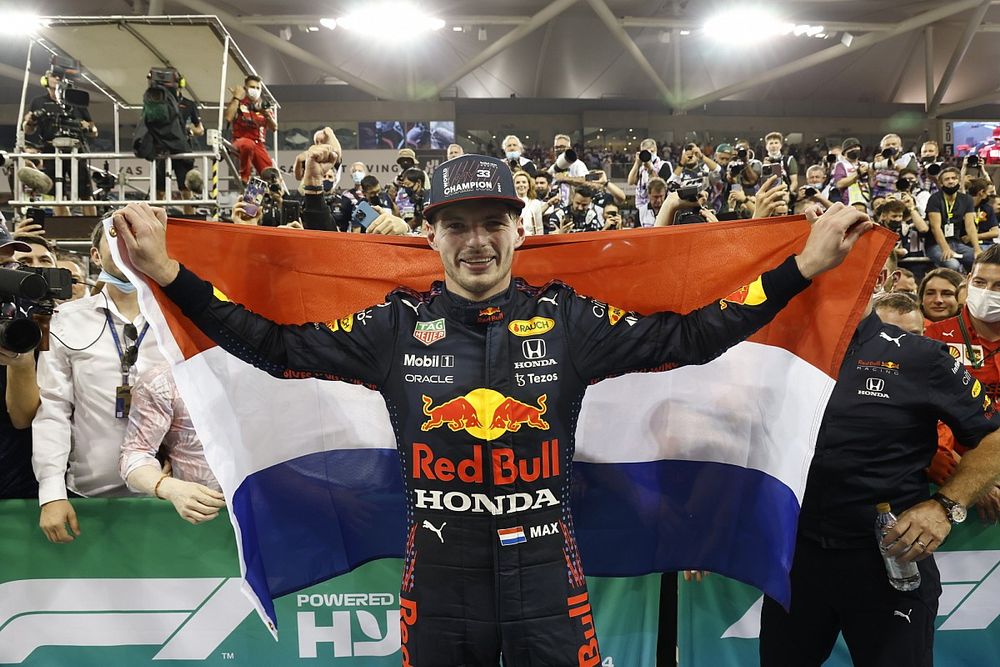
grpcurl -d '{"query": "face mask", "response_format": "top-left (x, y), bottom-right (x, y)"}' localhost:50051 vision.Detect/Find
top-left (246, 87), bottom-right (261, 101)
top-left (322, 180), bottom-right (335, 192)
top-left (351, 171), bottom-right (364, 185)
top-left (768, 150), bottom-right (782, 160)
top-left (506, 151), bottom-right (521, 160)
top-left (966, 285), bottom-right (1000, 322)
top-left (941, 184), bottom-right (960, 196)
top-left (99, 269), bottom-right (136, 294)
top-left (846, 149), bottom-right (861, 160)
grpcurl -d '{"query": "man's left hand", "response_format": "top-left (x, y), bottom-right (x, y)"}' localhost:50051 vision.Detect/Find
top-left (796, 202), bottom-right (874, 279)
top-left (883, 499), bottom-right (952, 563)
top-left (975, 483), bottom-right (1000, 523)
top-left (367, 207), bottom-right (410, 235)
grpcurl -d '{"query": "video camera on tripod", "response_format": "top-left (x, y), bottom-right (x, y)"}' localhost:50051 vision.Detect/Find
top-left (31, 56), bottom-right (91, 149)
top-left (0, 264), bottom-right (72, 353)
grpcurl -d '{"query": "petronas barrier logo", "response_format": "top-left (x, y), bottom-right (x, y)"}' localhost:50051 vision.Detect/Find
top-left (0, 578), bottom-right (401, 663)
top-left (722, 550), bottom-right (1000, 639)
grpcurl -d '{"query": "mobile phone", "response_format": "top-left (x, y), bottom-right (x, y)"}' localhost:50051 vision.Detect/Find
top-left (585, 172), bottom-right (601, 182)
top-left (26, 207), bottom-right (46, 230)
top-left (352, 201), bottom-right (381, 230)
top-left (282, 199), bottom-right (301, 225)
top-left (241, 177), bottom-right (268, 217)
top-left (761, 163), bottom-right (784, 189)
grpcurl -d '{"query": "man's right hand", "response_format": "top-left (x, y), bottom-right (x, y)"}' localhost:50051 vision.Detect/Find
top-left (940, 245), bottom-right (956, 261)
top-left (796, 202), bottom-right (874, 279)
top-left (40, 499), bottom-right (80, 543)
top-left (227, 85), bottom-right (245, 101)
top-left (112, 202), bottom-right (179, 287)
top-left (232, 200), bottom-right (263, 226)
top-left (14, 217), bottom-right (45, 237)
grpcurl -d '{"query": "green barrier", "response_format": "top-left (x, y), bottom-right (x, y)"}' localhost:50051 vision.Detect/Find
top-left (0, 499), bottom-right (659, 666)
top-left (678, 520), bottom-right (1000, 665)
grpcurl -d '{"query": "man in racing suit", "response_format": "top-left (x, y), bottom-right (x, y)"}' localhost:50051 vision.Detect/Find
top-left (111, 152), bottom-right (872, 666)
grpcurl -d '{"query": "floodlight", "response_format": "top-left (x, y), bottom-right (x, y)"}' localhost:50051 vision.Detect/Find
top-left (0, 12), bottom-right (48, 36)
top-left (338, 3), bottom-right (445, 33)
top-left (320, 18), bottom-right (337, 30)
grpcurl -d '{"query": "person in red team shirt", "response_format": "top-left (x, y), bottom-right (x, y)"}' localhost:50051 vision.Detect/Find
top-left (224, 75), bottom-right (277, 183)
top-left (925, 245), bottom-right (1000, 523)
top-left (977, 126), bottom-right (1000, 166)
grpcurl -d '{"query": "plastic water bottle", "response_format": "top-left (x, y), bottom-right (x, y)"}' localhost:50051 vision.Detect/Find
top-left (875, 502), bottom-right (921, 591)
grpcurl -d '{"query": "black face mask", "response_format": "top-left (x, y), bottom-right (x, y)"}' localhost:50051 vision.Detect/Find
top-left (941, 184), bottom-right (960, 196)
top-left (367, 193), bottom-right (381, 204)
top-left (846, 149), bottom-right (861, 160)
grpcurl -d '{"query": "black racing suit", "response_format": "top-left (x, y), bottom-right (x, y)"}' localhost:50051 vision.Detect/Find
top-left (162, 256), bottom-right (810, 666)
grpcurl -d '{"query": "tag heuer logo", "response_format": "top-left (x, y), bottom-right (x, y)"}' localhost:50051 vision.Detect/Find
top-left (413, 319), bottom-right (446, 346)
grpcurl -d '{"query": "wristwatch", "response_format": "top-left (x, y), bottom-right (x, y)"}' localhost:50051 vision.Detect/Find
top-left (931, 492), bottom-right (967, 524)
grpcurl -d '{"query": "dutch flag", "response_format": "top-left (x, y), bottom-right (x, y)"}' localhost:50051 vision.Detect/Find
top-left (498, 526), bottom-right (527, 546)
top-left (113, 216), bottom-right (892, 634)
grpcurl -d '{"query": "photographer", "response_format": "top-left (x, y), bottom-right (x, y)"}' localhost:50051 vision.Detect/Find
top-left (750, 176), bottom-right (790, 219)
top-left (831, 137), bottom-right (870, 207)
top-left (763, 132), bottom-right (799, 191)
top-left (960, 153), bottom-right (985, 192)
top-left (224, 75), bottom-right (276, 184)
top-left (668, 143), bottom-right (719, 188)
top-left (918, 140), bottom-right (943, 194)
top-left (793, 166), bottom-right (834, 215)
top-left (548, 134), bottom-right (589, 207)
top-left (0, 227), bottom-right (39, 499)
top-left (546, 186), bottom-right (603, 233)
top-left (155, 82), bottom-right (205, 212)
top-left (654, 187), bottom-right (718, 227)
top-left (22, 58), bottom-right (97, 215)
top-left (871, 133), bottom-right (917, 200)
top-left (502, 135), bottom-right (537, 177)
top-left (628, 138), bottom-right (672, 226)
top-left (397, 167), bottom-right (427, 229)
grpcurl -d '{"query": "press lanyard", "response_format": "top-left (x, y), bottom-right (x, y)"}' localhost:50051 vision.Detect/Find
top-left (944, 194), bottom-right (956, 226)
top-left (106, 310), bottom-right (148, 418)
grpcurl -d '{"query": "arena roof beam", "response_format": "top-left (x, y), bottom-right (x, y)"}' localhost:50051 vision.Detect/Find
top-left (886, 32), bottom-right (922, 104)
top-left (424, 0), bottom-right (579, 100)
top-left (927, 0), bottom-right (991, 117)
top-left (924, 26), bottom-right (935, 111)
top-left (937, 89), bottom-right (1000, 116)
top-left (172, 0), bottom-right (397, 100)
top-left (585, 0), bottom-right (676, 105)
top-left (532, 22), bottom-right (554, 98)
top-left (674, 0), bottom-right (984, 112)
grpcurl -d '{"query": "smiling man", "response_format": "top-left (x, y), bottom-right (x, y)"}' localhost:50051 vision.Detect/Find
top-left (112, 154), bottom-right (871, 666)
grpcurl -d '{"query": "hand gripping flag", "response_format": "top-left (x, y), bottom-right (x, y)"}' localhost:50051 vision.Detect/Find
top-left (110, 216), bottom-right (894, 635)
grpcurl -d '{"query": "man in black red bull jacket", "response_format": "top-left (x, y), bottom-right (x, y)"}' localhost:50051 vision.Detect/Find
top-left (111, 152), bottom-right (872, 666)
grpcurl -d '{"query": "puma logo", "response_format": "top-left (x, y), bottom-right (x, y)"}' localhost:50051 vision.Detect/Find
top-left (943, 330), bottom-right (955, 337)
top-left (894, 608), bottom-right (913, 624)
top-left (538, 295), bottom-right (558, 307)
top-left (422, 520), bottom-right (446, 543)
top-left (401, 299), bottom-right (421, 315)
top-left (880, 332), bottom-right (906, 347)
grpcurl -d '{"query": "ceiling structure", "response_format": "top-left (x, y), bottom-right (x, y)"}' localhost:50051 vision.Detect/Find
top-left (3, 0), bottom-right (1000, 117)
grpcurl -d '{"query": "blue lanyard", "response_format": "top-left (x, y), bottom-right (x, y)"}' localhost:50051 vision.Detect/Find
top-left (105, 310), bottom-right (149, 372)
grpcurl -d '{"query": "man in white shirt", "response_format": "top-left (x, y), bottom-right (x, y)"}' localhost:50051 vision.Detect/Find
top-left (547, 133), bottom-right (589, 207)
top-left (628, 138), bottom-right (673, 225)
top-left (33, 222), bottom-right (165, 543)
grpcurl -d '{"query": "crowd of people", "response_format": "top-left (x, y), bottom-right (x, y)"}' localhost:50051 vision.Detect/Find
top-left (3, 112), bottom-right (1000, 665)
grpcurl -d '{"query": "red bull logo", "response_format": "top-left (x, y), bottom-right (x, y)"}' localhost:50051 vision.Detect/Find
top-left (720, 276), bottom-right (768, 309)
top-left (413, 439), bottom-right (560, 485)
top-left (421, 389), bottom-right (549, 439)
top-left (477, 306), bottom-right (504, 324)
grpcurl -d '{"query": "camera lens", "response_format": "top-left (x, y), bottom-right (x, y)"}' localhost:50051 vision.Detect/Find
top-left (881, 148), bottom-right (895, 159)
top-left (737, 149), bottom-right (748, 160)
top-left (0, 318), bottom-right (42, 354)
top-left (896, 178), bottom-right (911, 192)
top-left (826, 154), bottom-right (837, 164)
top-left (639, 149), bottom-right (652, 163)
top-left (967, 155), bottom-right (980, 167)
top-left (804, 187), bottom-right (817, 197)
top-left (927, 162), bottom-right (942, 176)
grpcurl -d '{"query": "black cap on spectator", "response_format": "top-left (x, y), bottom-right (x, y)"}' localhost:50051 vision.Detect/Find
top-left (842, 137), bottom-right (862, 152)
top-left (424, 155), bottom-right (525, 220)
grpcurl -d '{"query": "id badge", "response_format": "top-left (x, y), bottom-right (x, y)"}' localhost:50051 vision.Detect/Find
top-left (944, 222), bottom-right (955, 238)
top-left (115, 385), bottom-right (132, 419)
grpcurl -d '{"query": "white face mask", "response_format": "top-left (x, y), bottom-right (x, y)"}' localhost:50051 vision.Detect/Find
top-left (351, 171), bottom-right (364, 184)
top-left (966, 285), bottom-right (1000, 322)
top-left (246, 87), bottom-right (261, 101)
top-left (768, 150), bottom-right (782, 160)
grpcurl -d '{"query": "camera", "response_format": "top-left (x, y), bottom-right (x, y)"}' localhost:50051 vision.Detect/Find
top-left (825, 153), bottom-right (838, 164)
top-left (966, 154), bottom-right (980, 168)
top-left (926, 162), bottom-right (943, 177)
top-left (895, 178), bottom-right (912, 192)
top-left (803, 186), bottom-right (818, 197)
top-left (728, 160), bottom-right (746, 177)
top-left (35, 57), bottom-right (91, 149)
top-left (737, 148), bottom-right (749, 161)
top-left (881, 147), bottom-right (897, 159)
top-left (0, 266), bottom-right (72, 353)
top-left (639, 149), bottom-right (652, 163)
